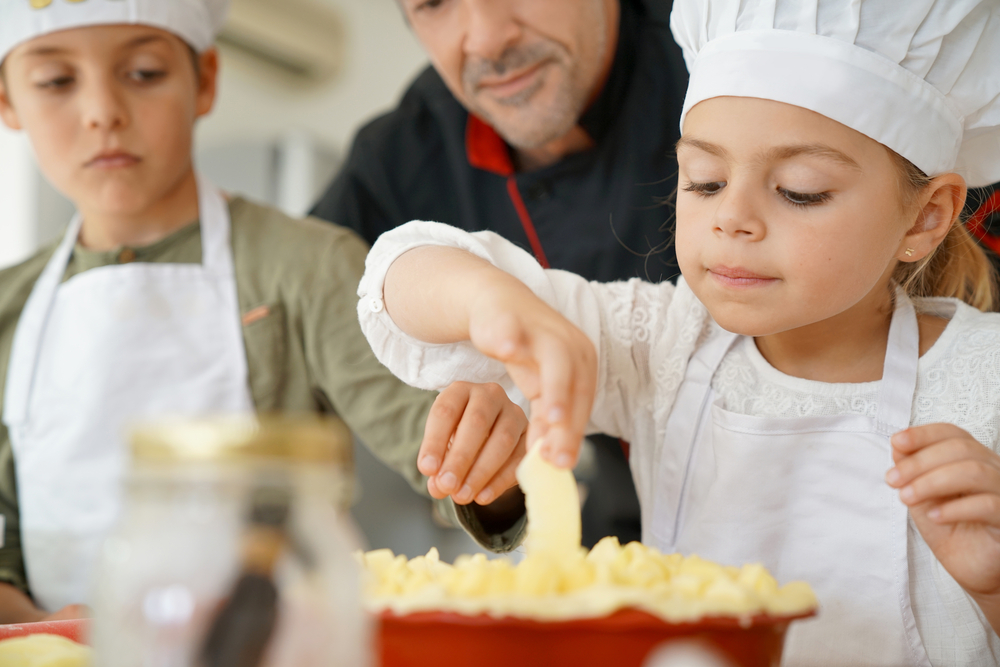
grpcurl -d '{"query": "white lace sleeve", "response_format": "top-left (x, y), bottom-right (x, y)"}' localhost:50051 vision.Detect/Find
top-left (357, 220), bottom-right (697, 443)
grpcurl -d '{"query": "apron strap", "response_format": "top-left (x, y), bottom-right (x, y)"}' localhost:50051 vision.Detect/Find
top-left (2, 216), bottom-right (83, 427)
top-left (874, 287), bottom-right (920, 436)
top-left (684, 324), bottom-right (740, 387)
top-left (195, 173), bottom-right (236, 279)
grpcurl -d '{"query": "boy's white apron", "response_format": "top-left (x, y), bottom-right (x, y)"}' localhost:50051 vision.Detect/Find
top-left (2, 175), bottom-right (253, 612)
top-left (651, 291), bottom-right (932, 666)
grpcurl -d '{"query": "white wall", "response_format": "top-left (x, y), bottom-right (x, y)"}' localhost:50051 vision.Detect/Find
top-left (198, 0), bottom-right (428, 154)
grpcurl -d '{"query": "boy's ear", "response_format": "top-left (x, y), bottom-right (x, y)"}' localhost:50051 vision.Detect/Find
top-left (195, 47), bottom-right (220, 119)
top-left (0, 74), bottom-right (23, 131)
top-left (896, 172), bottom-right (967, 263)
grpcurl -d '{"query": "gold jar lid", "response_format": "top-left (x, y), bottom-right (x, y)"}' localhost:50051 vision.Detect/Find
top-left (130, 415), bottom-right (352, 466)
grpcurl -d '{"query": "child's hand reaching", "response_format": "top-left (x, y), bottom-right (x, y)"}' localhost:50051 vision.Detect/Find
top-left (464, 279), bottom-right (598, 470)
top-left (419, 382), bottom-right (528, 505)
top-left (385, 246), bottom-right (598, 471)
top-left (887, 423), bottom-right (1000, 629)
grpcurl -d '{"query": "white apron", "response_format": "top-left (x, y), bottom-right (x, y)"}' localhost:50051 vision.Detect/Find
top-left (651, 290), bottom-right (931, 667)
top-left (2, 175), bottom-right (254, 612)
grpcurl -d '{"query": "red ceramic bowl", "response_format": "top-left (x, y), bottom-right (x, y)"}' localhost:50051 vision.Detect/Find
top-left (379, 608), bottom-right (814, 667)
top-left (0, 618), bottom-right (89, 643)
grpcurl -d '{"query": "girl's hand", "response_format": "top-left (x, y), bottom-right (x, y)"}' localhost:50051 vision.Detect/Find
top-left (419, 382), bottom-right (528, 505)
top-left (384, 245), bottom-right (597, 470)
top-left (886, 424), bottom-right (1000, 608)
top-left (466, 282), bottom-right (597, 469)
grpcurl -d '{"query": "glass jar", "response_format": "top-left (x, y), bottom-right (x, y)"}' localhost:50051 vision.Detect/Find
top-left (90, 416), bottom-right (371, 667)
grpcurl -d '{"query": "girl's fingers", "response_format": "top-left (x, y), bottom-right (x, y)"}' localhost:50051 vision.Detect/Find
top-left (926, 494), bottom-right (1000, 529)
top-left (887, 437), bottom-right (992, 488)
top-left (474, 433), bottom-right (528, 506)
top-left (451, 403), bottom-right (528, 505)
top-left (892, 423), bottom-right (972, 454)
top-left (899, 459), bottom-right (1000, 507)
top-left (536, 332), bottom-right (595, 468)
top-left (419, 384), bottom-right (472, 477)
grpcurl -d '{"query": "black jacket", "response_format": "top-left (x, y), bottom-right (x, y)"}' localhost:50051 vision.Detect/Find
top-left (312, 0), bottom-right (689, 284)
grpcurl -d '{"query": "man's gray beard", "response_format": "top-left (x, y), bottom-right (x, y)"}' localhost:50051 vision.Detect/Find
top-left (462, 43), bottom-right (593, 151)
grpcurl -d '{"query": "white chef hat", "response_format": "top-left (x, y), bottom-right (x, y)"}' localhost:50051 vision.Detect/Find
top-left (1, 0), bottom-right (231, 65)
top-left (670, 0), bottom-right (1000, 187)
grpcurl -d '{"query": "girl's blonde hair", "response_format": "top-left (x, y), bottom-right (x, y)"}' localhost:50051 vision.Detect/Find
top-left (889, 150), bottom-right (998, 312)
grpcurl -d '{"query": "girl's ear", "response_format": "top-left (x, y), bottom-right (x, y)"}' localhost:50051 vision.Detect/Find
top-left (897, 173), bottom-right (967, 263)
top-left (194, 47), bottom-right (219, 119)
top-left (0, 75), bottom-right (23, 131)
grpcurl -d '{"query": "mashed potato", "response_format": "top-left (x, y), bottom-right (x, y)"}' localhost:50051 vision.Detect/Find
top-left (360, 445), bottom-right (817, 623)
top-left (0, 634), bottom-right (91, 667)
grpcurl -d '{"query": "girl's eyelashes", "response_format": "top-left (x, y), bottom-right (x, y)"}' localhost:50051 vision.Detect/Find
top-left (682, 181), bottom-right (726, 196)
top-left (682, 181), bottom-right (833, 208)
top-left (777, 187), bottom-right (832, 207)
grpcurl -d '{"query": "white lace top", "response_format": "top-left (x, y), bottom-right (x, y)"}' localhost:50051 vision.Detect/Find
top-left (358, 221), bottom-right (1000, 665)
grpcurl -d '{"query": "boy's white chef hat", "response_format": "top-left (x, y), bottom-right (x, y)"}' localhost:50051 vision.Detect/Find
top-left (670, 0), bottom-right (1000, 187)
top-left (1, 0), bottom-right (230, 64)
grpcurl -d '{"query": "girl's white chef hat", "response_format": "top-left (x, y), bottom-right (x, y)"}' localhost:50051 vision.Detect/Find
top-left (670, 0), bottom-right (1000, 187)
top-left (1, 0), bottom-right (230, 64)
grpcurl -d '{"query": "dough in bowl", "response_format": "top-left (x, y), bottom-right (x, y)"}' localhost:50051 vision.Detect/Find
top-left (0, 634), bottom-right (91, 667)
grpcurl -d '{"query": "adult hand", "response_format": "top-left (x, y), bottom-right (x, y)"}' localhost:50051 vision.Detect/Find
top-left (420, 382), bottom-right (527, 505)
top-left (886, 423), bottom-right (1000, 630)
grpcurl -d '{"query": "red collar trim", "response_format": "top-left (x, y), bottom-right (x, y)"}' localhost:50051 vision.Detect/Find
top-left (466, 115), bottom-right (514, 176)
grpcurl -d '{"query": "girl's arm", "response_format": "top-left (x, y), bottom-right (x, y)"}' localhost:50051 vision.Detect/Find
top-left (383, 244), bottom-right (597, 467)
top-left (358, 221), bottom-right (683, 471)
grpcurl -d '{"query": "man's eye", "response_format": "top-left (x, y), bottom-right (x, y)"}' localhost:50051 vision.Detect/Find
top-left (683, 181), bottom-right (726, 197)
top-left (128, 69), bottom-right (166, 83)
top-left (778, 188), bottom-right (832, 207)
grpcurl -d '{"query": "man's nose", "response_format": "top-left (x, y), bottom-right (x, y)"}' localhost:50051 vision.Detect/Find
top-left (80, 76), bottom-right (129, 132)
top-left (464, 0), bottom-right (523, 63)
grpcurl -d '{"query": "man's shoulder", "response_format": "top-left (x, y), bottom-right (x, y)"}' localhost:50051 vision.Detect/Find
top-left (350, 65), bottom-right (466, 162)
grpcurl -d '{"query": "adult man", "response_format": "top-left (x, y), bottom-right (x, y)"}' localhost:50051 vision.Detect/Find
top-left (311, 0), bottom-right (689, 546)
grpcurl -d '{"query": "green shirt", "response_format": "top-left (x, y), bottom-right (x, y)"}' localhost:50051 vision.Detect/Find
top-left (0, 197), bottom-right (446, 593)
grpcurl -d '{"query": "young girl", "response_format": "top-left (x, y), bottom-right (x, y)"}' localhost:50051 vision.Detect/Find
top-left (357, 0), bottom-right (1000, 663)
top-left (0, 0), bottom-right (527, 624)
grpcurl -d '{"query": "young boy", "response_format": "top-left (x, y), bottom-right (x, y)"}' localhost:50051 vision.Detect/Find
top-left (0, 0), bottom-right (527, 624)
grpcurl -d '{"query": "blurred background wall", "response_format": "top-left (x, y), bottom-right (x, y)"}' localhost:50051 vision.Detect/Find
top-left (0, 0), bottom-right (489, 561)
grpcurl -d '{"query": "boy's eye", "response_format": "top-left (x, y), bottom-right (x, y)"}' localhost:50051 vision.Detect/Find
top-left (36, 75), bottom-right (75, 90)
top-left (777, 187), bottom-right (832, 207)
top-left (683, 181), bottom-right (726, 197)
top-left (414, 0), bottom-right (446, 12)
top-left (127, 69), bottom-right (166, 83)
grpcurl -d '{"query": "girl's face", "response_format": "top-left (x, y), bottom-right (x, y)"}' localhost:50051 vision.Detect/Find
top-left (0, 25), bottom-right (215, 219)
top-left (676, 96), bottom-right (913, 336)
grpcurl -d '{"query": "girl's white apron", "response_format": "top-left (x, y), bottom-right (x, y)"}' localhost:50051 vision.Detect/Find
top-left (651, 291), bottom-right (932, 666)
top-left (2, 175), bottom-right (254, 612)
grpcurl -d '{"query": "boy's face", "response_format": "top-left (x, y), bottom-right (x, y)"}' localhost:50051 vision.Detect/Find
top-left (0, 25), bottom-right (216, 219)
top-left (675, 96), bottom-right (916, 337)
